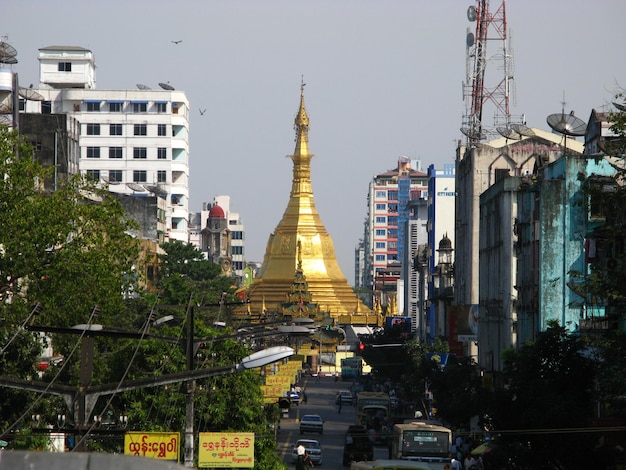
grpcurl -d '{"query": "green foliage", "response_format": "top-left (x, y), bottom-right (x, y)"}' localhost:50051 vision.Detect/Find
top-left (488, 321), bottom-right (598, 468)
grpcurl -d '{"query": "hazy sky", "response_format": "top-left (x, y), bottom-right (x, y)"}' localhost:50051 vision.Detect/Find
top-left (4, 0), bottom-right (625, 285)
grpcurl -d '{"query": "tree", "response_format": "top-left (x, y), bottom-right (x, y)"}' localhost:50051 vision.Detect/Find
top-left (0, 127), bottom-right (140, 440)
top-left (487, 321), bottom-right (598, 468)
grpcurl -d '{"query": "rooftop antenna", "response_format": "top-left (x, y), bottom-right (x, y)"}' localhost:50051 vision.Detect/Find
top-left (613, 101), bottom-right (626, 112)
top-left (546, 96), bottom-right (586, 153)
top-left (136, 83), bottom-right (151, 90)
top-left (159, 82), bottom-right (175, 91)
top-left (101, 176), bottom-right (121, 185)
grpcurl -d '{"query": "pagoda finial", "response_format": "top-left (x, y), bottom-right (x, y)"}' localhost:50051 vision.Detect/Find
top-left (294, 78), bottom-right (310, 155)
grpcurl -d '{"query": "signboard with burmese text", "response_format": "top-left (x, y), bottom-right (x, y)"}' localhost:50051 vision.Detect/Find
top-left (199, 432), bottom-right (254, 468)
top-left (124, 432), bottom-right (180, 461)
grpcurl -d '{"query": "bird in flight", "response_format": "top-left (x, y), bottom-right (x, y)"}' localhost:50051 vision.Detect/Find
top-left (199, 108), bottom-right (206, 116)
top-left (171, 40), bottom-right (182, 44)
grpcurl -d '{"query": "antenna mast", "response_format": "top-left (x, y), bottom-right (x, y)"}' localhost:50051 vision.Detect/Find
top-left (462, 0), bottom-right (520, 143)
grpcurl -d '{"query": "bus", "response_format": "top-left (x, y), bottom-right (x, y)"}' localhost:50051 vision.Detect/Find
top-left (355, 392), bottom-right (391, 428)
top-left (350, 459), bottom-right (436, 470)
top-left (389, 421), bottom-right (452, 470)
top-left (341, 357), bottom-right (363, 381)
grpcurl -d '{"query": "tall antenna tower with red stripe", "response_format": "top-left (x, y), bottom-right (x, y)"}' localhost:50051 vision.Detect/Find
top-left (461, 0), bottom-right (523, 143)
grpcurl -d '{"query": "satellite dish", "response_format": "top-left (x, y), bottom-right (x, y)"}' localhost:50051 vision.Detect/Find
top-left (0, 103), bottom-right (12, 114)
top-left (0, 115), bottom-right (14, 126)
top-left (18, 87), bottom-right (44, 101)
top-left (613, 102), bottom-right (626, 112)
top-left (496, 126), bottom-right (522, 140)
top-left (126, 182), bottom-right (147, 192)
top-left (466, 32), bottom-right (475, 48)
top-left (0, 41), bottom-right (17, 63)
top-left (277, 325), bottom-right (312, 335)
top-left (101, 176), bottom-right (121, 185)
top-left (510, 123), bottom-right (535, 137)
top-left (546, 112), bottom-right (587, 136)
top-left (144, 184), bottom-right (167, 194)
top-left (159, 82), bottom-right (175, 91)
top-left (136, 83), bottom-right (151, 90)
top-left (467, 5), bottom-right (477, 21)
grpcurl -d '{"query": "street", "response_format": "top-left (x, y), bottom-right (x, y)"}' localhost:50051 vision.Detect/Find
top-left (277, 375), bottom-right (389, 468)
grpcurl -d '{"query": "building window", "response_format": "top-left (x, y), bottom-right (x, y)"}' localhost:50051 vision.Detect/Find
top-left (157, 124), bottom-right (167, 136)
top-left (375, 216), bottom-right (386, 224)
top-left (109, 102), bottom-right (122, 112)
top-left (86, 102), bottom-right (100, 112)
top-left (375, 255), bottom-right (386, 262)
top-left (376, 203), bottom-right (386, 211)
top-left (375, 229), bottom-right (386, 236)
top-left (58, 62), bottom-right (72, 72)
top-left (86, 170), bottom-right (100, 181)
top-left (133, 124), bottom-right (147, 136)
top-left (133, 170), bottom-right (147, 183)
top-left (231, 246), bottom-right (243, 255)
top-left (157, 170), bottom-right (167, 183)
top-left (86, 147), bottom-right (100, 158)
top-left (156, 102), bottom-right (167, 113)
top-left (375, 190), bottom-right (386, 198)
top-left (387, 190), bottom-right (398, 201)
top-left (110, 123), bottom-right (122, 136)
top-left (375, 242), bottom-right (386, 249)
top-left (109, 147), bottom-right (123, 159)
top-left (157, 147), bottom-right (167, 159)
top-left (42, 101), bottom-right (52, 114)
top-left (133, 102), bottom-right (147, 113)
top-left (388, 228), bottom-right (398, 238)
top-left (133, 147), bottom-right (147, 159)
top-left (18, 98), bottom-right (25, 111)
top-left (109, 170), bottom-right (122, 183)
top-left (388, 203), bottom-right (398, 213)
top-left (86, 123), bottom-right (100, 135)
top-left (232, 231), bottom-right (243, 240)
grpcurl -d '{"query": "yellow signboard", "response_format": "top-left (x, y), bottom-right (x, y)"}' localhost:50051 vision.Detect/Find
top-left (199, 432), bottom-right (254, 468)
top-left (124, 432), bottom-right (180, 461)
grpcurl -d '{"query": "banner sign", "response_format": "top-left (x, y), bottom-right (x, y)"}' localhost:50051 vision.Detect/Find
top-left (124, 432), bottom-right (180, 461)
top-left (198, 432), bottom-right (255, 468)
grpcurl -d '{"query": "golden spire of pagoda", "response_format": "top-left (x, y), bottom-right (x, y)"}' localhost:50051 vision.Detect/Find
top-left (242, 81), bottom-right (374, 323)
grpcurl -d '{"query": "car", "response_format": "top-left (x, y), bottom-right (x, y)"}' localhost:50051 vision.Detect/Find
top-left (299, 414), bottom-right (324, 435)
top-left (335, 390), bottom-right (354, 405)
top-left (289, 391), bottom-right (301, 405)
top-left (291, 439), bottom-right (323, 466)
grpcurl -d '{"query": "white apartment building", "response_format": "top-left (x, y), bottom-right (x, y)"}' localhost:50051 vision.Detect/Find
top-left (20, 46), bottom-right (190, 242)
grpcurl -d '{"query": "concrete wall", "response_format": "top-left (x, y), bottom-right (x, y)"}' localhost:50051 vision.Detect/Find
top-left (0, 451), bottom-right (185, 470)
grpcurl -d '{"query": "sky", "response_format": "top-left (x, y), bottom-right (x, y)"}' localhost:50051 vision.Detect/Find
top-left (3, 0), bottom-right (625, 285)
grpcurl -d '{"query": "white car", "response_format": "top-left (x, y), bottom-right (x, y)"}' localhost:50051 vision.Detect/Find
top-left (299, 414), bottom-right (324, 435)
top-left (291, 439), bottom-right (323, 466)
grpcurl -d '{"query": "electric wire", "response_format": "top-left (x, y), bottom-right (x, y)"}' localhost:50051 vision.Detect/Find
top-left (0, 302), bottom-right (42, 356)
top-left (0, 306), bottom-right (101, 440)
top-left (71, 299), bottom-right (159, 451)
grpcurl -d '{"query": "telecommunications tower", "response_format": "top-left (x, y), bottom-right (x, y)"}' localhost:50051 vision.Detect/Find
top-left (461, 0), bottom-right (523, 143)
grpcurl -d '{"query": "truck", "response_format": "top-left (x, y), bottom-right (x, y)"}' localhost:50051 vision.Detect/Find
top-left (341, 357), bottom-right (363, 381)
top-left (343, 425), bottom-right (374, 466)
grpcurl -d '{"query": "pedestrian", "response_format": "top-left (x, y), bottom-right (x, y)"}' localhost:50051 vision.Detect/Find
top-left (295, 444), bottom-right (307, 470)
top-left (302, 390), bottom-right (308, 405)
top-left (338, 399), bottom-right (342, 414)
top-left (451, 455), bottom-right (462, 470)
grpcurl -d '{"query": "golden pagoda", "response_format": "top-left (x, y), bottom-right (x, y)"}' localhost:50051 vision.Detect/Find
top-left (243, 81), bottom-right (378, 325)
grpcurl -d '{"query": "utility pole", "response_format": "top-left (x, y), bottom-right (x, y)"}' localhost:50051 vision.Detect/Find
top-left (184, 305), bottom-right (195, 468)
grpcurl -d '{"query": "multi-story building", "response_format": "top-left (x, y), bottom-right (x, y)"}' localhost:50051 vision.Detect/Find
top-left (362, 157), bottom-right (428, 313)
top-left (18, 46), bottom-right (190, 242)
top-left (425, 164), bottom-right (456, 342)
top-left (193, 195), bottom-right (246, 283)
top-left (454, 128), bottom-right (579, 362)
